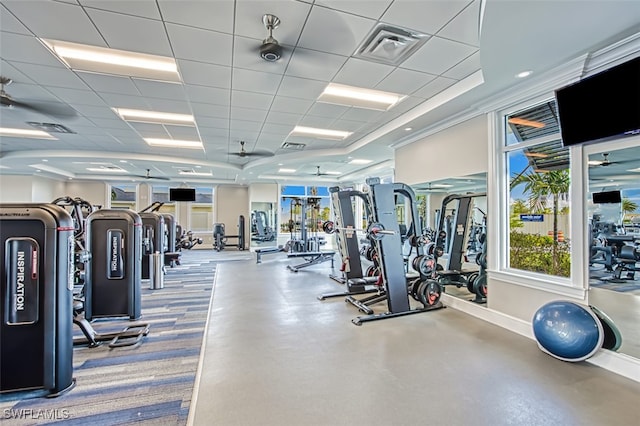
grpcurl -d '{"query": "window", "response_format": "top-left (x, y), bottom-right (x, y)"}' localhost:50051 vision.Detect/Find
top-left (110, 184), bottom-right (136, 210)
top-left (190, 187), bottom-right (213, 232)
top-left (280, 185), bottom-right (331, 234)
top-left (504, 101), bottom-right (571, 278)
top-left (152, 186), bottom-right (175, 215)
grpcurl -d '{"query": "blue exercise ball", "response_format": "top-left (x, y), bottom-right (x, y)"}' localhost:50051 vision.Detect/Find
top-left (532, 301), bottom-right (604, 362)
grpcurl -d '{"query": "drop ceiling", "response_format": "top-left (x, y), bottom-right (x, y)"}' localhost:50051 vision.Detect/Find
top-left (1, 0), bottom-right (639, 186)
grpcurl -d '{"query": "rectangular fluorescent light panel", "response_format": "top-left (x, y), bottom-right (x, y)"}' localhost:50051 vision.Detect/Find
top-left (289, 126), bottom-right (352, 141)
top-left (278, 168), bottom-right (296, 173)
top-left (144, 138), bottom-right (203, 149)
top-left (41, 39), bottom-right (181, 82)
top-left (179, 170), bottom-right (212, 177)
top-left (348, 159), bottom-right (372, 165)
top-left (0, 127), bottom-right (57, 140)
top-left (113, 108), bottom-right (195, 126)
top-left (86, 167), bottom-right (127, 173)
top-left (318, 83), bottom-right (405, 111)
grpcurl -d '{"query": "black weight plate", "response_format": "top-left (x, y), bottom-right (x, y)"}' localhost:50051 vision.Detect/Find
top-left (419, 280), bottom-right (442, 306)
top-left (473, 274), bottom-right (487, 298)
top-left (410, 278), bottom-right (422, 301)
top-left (466, 271), bottom-right (479, 293)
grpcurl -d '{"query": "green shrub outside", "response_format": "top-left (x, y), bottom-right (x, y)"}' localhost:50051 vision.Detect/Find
top-left (509, 231), bottom-right (571, 277)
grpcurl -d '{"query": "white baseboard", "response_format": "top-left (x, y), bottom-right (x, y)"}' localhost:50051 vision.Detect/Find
top-left (441, 293), bottom-right (640, 384)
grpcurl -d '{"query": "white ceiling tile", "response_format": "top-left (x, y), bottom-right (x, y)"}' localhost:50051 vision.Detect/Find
top-left (277, 75), bottom-right (326, 100)
top-left (411, 76), bottom-right (457, 99)
top-left (338, 107), bottom-right (383, 122)
top-left (328, 118), bottom-right (366, 132)
top-left (190, 102), bottom-right (230, 119)
top-left (298, 6), bottom-right (375, 56)
top-left (158, 0), bottom-right (234, 33)
top-left (230, 119), bottom-right (263, 132)
top-left (297, 115), bottom-right (335, 128)
top-left (285, 48), bottom-right (347, 81)
top-left (166, 23), bottom-right (233, 66)
top-left (231, 90), bottom-right (274, 110)
top-left (314, 1), bottom-right (393, 20)
top-left (10, 63), bottom-right (89, 89)
top-left (79, 74), bottom-right (142, 96)
top-left (185, 84), bottom-right (230, 106)
top-left (178, 59), bottom-right (232, 88)
top-left (196, 117), bottom-right (229, 130)
top-left (234, 0), bottom-right (312, 43)
top-left (269, 95), bottom-right (314, 114)
top-left (306, 102), bottom-right (349, 118)
top-left (80, 0), bottom-right (162, 19)
top-left (400, 36), bottom-right (477, 75)
top-left (229, 130), bottom-right (260, 143)
top-left (0, 33), bottom-right (67, 68)
top-left (438, 0), bottom-right (481, 47)
top-left (332, 57), bottom-right (393, 88)
top-left (86, 9), bottom-right (173, 56)
top-left (133, 79), bottom-right (187, 101)
top-left (127, 122), bottom-right (166, 135)
top-left (145, 98), bottom-right (191, 114)
top-left (261, 122), bottom-right (294, 136)
top-left (73, 104), bottom-right (120, 118)
top-left (45, 87), bottom-right (106, 106)
top-left (443, 51), bottom-right (481, 80)
top-left (232, 36), bottom-right (291, 74)
top-left (0, 80), bottom-right (54, 100)
top-left (99, 92), bottom-right (152, 109)
top-left (381, 0), bottom-right (471, 35)
top-left (166, 125), bottom-right (201, 140)
top-left (1, 4), bottom-right (30, 34)
top-left (230, 106), bottom-right (268, 122)
top-left (199, 126), bottom-right (228, 138)
top-left (89, 117), bottom-right (135, 130)
top-left (3, 1), bottom-right (105, 45)
top-left (232, 68), bottom-right (283, 95)
top-left (375, 68), bottom-right (437, 95)
top-left (265, 110), bottom-right (302, 125)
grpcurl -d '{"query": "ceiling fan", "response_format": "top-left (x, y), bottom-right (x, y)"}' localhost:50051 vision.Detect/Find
top-left (130, 169), bottom-right (170, 181)
top-left (589, 152), bottom-right (636, 167)
top-left (1, 76), bottom-right (77, 119)
top-left (310, 166), bottom-right (332, 177)
top-left (232, 141), bottom-right (273, 158)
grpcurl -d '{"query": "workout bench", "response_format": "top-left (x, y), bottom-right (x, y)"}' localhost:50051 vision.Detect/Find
top-left (255, 246), bottom-right (285, 263)
top-left (286, 251), bottom-right (335, 272)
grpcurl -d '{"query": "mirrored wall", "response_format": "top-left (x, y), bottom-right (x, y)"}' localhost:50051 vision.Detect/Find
top-left (413, 173), bottom-right (487, 304)
top-left (250, 202), bottom-right (277, 249)
top-left (587, 143), bottom-right (640, 359)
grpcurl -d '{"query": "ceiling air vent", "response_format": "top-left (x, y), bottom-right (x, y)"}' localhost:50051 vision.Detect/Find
top-left (27, 121), bottom-right (75, 134)
top-left (355, 24), bottom-right (429, 66)
top-left (281, 142), bottom-right (306, 150)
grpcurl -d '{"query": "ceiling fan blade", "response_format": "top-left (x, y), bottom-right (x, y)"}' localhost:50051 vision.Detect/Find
top-left (11, 98), bottom-right (78, 119)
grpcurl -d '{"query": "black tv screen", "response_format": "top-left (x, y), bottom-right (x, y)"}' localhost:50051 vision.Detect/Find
top-left (169, 188), bottom-right (195, 202)
top-left (556, 55), bottom-right (640, 147)
top-left (592, 190), bottom-right (621, 204)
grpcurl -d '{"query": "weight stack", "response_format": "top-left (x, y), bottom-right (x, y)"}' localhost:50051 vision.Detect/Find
top-left (85, 209), bottom-right (142, 320)
top-left (0, 203), bottom-right (75, 396)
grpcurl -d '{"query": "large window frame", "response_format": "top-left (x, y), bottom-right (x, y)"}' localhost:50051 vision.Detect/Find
top-left (490, 94), bottom-right (587, 298)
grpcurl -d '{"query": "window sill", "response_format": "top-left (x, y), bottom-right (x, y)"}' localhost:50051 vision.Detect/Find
top-left (489, 269), bottom-right (586, 299)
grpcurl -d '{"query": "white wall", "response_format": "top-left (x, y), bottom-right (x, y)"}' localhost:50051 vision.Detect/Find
top-left (64, 181), bottom-right (108, 207)
top-left (0, 175), bottom-right (34, 202)
top-left (32, 176), bottom-right (66, 202)
top-left (395, 115), bottom-right (488, 185)
top-left (213, 185), bottom-right (249, 247)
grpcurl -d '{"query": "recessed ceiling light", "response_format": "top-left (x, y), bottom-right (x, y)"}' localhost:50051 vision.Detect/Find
top-left (628, 167), bottom-right (640, 172)
top-left (41, 39), bottom-right (181, 82)
top-left (348, 159), bottom-right (372, 165)
top-left (289, 126), bottom-right (352, 140)
top-left (516, 70), bottom-right (532, 78)
top-left (278, 168), bottom-right (296, 173)
top-left (113, 108), bottom-right (195, 126)
top-left (404, 127), bottom-right (412, 131)
top-left (318, 83), bottom-right (405, 111)
top-left (42, 159), bottom-right (48, 162)
top-left (0, 127), bottom-right (57, 140)
top-left (86, 167), bottom-right (127, 173)
top-left (144, 138), bottom-right (203, 149)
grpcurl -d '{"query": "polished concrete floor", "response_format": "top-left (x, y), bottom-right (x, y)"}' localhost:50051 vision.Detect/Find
top-left (188, 250), bottom-right (640, 426)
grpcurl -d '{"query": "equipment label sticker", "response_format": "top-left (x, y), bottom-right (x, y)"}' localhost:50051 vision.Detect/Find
top-left (107, 229), bottom-right (124, 279)
top-left (4, 238), bottom-right (39, 325)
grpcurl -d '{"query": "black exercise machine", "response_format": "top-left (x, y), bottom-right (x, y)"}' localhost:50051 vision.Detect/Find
top-left (213, 215), bottom-right (246, 251)
top-left (0, 203), bottom-right (76, 397)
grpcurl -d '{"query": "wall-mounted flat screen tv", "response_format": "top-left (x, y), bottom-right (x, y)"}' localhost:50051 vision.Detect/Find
top-left (555, 55), bottom-right (640, 147)
top-left (169, 188), bottom-right (196, 202)
top-left (592, 190), bottom-right (622, 204)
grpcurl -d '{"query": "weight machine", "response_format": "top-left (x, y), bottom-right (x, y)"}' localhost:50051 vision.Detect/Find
top-left (213, 215), bottom-right (246, 251)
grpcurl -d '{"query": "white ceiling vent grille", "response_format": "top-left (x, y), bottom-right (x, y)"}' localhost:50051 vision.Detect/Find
top-left (281, 142), bottom-right (306, 150)
top-left (355, 24), bottom-right (429, 66)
